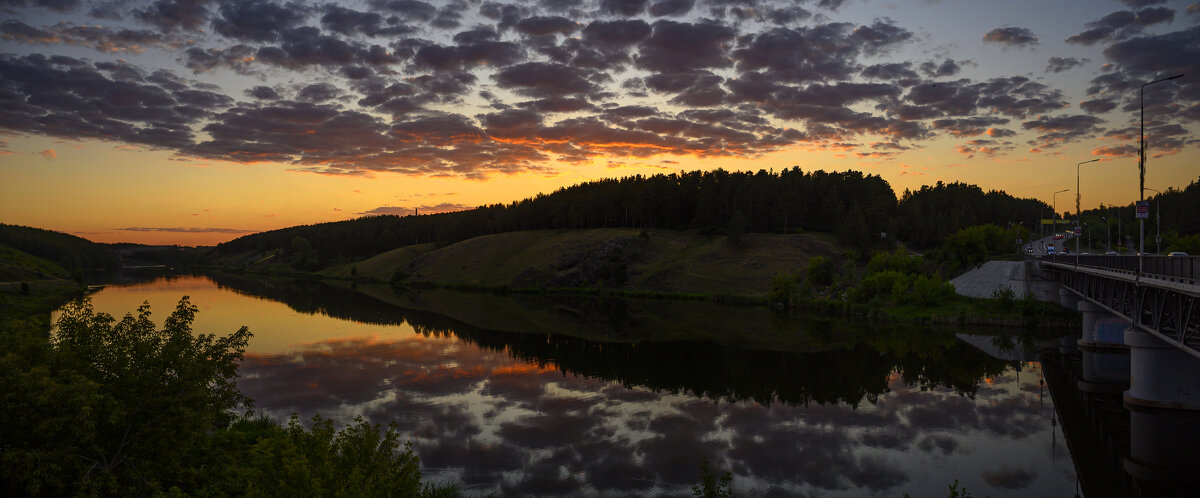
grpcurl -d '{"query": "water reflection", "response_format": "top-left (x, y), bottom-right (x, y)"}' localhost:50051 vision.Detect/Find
top-left (76, 274), bottom-right (1077, 496)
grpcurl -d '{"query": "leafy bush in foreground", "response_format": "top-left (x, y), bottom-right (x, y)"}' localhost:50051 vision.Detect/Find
top-left (1, 297), bottom-right (452, 497)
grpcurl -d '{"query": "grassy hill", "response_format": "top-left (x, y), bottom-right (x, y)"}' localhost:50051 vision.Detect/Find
top-left (320, 243), bottom-right (436, 279)
top-left (356, 228), bottom-right (842, 298)
top-left (0, 244), bottom-right (71, 281)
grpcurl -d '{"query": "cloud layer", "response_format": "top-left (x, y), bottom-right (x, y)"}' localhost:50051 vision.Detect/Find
top-left (1, 0), bottom-right (1197, 177)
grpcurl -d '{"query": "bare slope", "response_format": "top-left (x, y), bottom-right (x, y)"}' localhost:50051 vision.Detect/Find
top-left (395, 228), bottom-right (840, 297)
top-left (320, 243), bottom-right (436, 279)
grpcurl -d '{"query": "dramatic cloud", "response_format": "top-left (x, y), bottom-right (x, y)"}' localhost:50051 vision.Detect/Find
top-left (983, 26), bottom-right (1039, 47)
top-left (1045, 56), bottom-right (1087, 73)
top-left (1066, 7), bottom-right (1176, 46)
top-left (0, 0), bottom-right (1195, 178)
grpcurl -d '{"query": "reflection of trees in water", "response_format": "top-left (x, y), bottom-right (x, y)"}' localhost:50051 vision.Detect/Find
top-left (209, 273), bottom-right (1017, 406)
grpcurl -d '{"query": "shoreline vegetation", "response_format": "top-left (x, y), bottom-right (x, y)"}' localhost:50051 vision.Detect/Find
top-left (202, 225), bottom-right (1080, 331)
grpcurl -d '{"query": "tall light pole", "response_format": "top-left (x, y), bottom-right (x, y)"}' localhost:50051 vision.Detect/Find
top-left (1052, 189), bottom-right (1069, 241)
top-left (1144, 187), bottom-right (1162, 254)
top-left (1076, 158), bottom-right (1100, 265)
top-left (1139, 73), bottom-right (1184, 271)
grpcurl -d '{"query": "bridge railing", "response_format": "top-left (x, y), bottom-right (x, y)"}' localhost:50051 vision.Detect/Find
top-left (1045, 254), bottom-right (1200, 284)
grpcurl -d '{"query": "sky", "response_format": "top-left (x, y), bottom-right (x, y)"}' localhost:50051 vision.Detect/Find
top-left (1, 0), bottom-right (1198, 246)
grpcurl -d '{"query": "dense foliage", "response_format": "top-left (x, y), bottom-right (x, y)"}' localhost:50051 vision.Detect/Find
top-left (0, 297), bottom-right (452, 497)
top-left (1078, 176), bottom-right (1200, 253)
top-left (215, 168), bottom-right (1054, 270)
top-left (0, 223), bottom-right (120, 274)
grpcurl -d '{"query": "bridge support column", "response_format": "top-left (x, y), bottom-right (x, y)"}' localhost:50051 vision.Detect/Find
top-left (1124, 328), bottom-right (1200, 410)
top-left (1077, 301), bottom-right (1130, 392)
top-left (1123, 406), bottom-right (1200, 488)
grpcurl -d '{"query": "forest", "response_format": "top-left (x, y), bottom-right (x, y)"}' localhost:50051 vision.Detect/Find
top-left (213, 167), bottom-right (1074, 270)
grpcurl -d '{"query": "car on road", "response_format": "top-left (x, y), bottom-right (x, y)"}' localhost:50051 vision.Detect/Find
top-left (1168, 251), bottom-right (1189, 257)
top-left (1105, 251), bottom-right (1118, 255)
top-left (1053, 234), bottom-right (1063, 240)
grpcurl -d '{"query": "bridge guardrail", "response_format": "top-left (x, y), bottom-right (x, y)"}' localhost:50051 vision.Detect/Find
top-left (1044, 254), bottom-right (1200, 285)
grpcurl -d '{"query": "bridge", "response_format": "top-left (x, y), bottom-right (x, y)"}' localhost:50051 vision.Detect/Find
top-left (1034, 253), bottom-right (1200, 493)
top-left (1043, 254), bottom-right (1200, 359)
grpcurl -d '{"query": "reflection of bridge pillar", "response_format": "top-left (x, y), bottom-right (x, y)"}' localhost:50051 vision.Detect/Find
top-left (1124, 329), bottom-right (1200, 410)
top-left (1059, 289), bottom-right (1083, 354)
top-left (1123, 406), bottom-right (1200, 488)
top-left (1077, 301), bottom-right (1130, 393)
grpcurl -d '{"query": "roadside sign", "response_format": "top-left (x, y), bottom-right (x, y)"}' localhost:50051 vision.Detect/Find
top-left (1074, 226), bottom-right (1082, 235)
top-left (1136, 201), bottom-right (1150, 219)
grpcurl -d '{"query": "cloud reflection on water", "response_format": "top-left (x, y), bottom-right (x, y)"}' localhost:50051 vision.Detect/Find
top-left (239, 332), bottom-right (1067, 496)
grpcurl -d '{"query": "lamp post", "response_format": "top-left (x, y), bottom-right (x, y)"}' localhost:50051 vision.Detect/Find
top-left (1144, 187), bottom-right (1162, 254)
top-left (1102, 216), bottom-right (1110, 252)
top-left (1076, 158), bottom-right (1100, 266)
top-left (1139, 73), bottom-right (1184, 271)
top-left (1052, 189), bottom-right (1069, 241)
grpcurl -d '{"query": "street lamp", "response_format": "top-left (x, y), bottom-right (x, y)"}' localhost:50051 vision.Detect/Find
top-left (1052, 189), bottom-right (1069, 240)
top-left (1076, 158), bottom-right (1100, 265)
top-left (1144, 187), bottom-right (1162, 254)
top-left (1139, 73), bottom-right (1184, 270)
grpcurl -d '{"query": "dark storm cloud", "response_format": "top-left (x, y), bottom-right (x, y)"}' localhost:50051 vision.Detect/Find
top-left (1066, 7), bottom-right (1176, 45)
top-left (733, 20), bottom-right (913, 84)
top-left (134, 0), bottom-right (215, 32)
top-left (369, 0), bottom-right (437, 22)
top-left (932, 116), bottom-right (1010, 137)
top-left (635, 19), bottom-right (736, 73)
top-left (896, 76), bottom-right (1067, 120)
top-left (1046, 56), bottom-right (1087, 73)
top-left (211, 0), bottom-right (310, 43)
top-left (0, 54), bottom-right (215, 150)
top-left (1022, 114), bottom-right (1105, 148)
top-left (649, 0), bottom-right (693, 17)
top-left (1080, 97), bottom-right (1118, 113)
top-left (319, 5), bottom-right (416, 37)
top-left (514, 16), bottom-right (578, 36)
top-left (181, 44), bottom-right (257, 74)
top-left (2, 0), bottom-right (81, 12)
top-left (601, 0), bottom-right (648, 16)
top-left (245, 85), bottom-right (280, 100)
top-left (861, 62), bottom-right (920, 84)
top-left (1, 20), bottom-right (189, 53)
top-left (920, 59), bottom-right (962, 78)
top-left (296, 82), bottom-right (341, 102)
top-left (982, 26), bottom-right (1039, 47)
top-left (412, 35), bottom-right (523, 71)
top-left (494, 61), bottom-right (599, 97)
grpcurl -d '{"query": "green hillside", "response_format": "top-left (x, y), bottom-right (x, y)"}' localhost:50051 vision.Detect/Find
top-left (0, 223), bottom-right (118, 272)
top-left (320, 243), bottom-right (436, 279)
top-left (0, 244), bottom-right (71, 281)
top-left (387, 228), bottom-right (840, 298)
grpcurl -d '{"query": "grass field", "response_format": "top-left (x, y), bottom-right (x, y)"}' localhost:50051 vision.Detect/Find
top-left (353, 228), bottom-right (842, 298)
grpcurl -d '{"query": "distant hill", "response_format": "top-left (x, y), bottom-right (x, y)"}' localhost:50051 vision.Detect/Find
top-left (377, 228), bottom-right (840, 298)
top-left (0, 224), bottom-right (119, 273)
top-left (213, 168), bottom-right (1055, 272)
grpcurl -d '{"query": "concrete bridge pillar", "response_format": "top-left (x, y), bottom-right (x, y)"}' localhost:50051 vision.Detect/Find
top-left (1124, 329), bottom-right (1200, 410)
top-left (1059, 288), bottom-right (1080, 310)
top-left (1076, 301), bottom-right (1130, 392)
top-left (1123, 407), bottom-right (1200, 488)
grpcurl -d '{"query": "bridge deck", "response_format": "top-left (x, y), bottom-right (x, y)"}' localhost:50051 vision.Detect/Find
top-left (1042, 256), bottom-right (1200, 359)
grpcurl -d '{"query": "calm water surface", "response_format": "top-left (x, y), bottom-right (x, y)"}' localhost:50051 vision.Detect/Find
top-left (65, 273), bottom-right (1080, 497)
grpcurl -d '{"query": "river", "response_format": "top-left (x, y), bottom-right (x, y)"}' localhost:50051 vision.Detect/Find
top-left (60, 272), bottom-right (1080, 497)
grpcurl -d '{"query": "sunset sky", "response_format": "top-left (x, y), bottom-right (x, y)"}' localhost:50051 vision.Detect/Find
top-left (1, 0), bottom-right (1197, 246)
